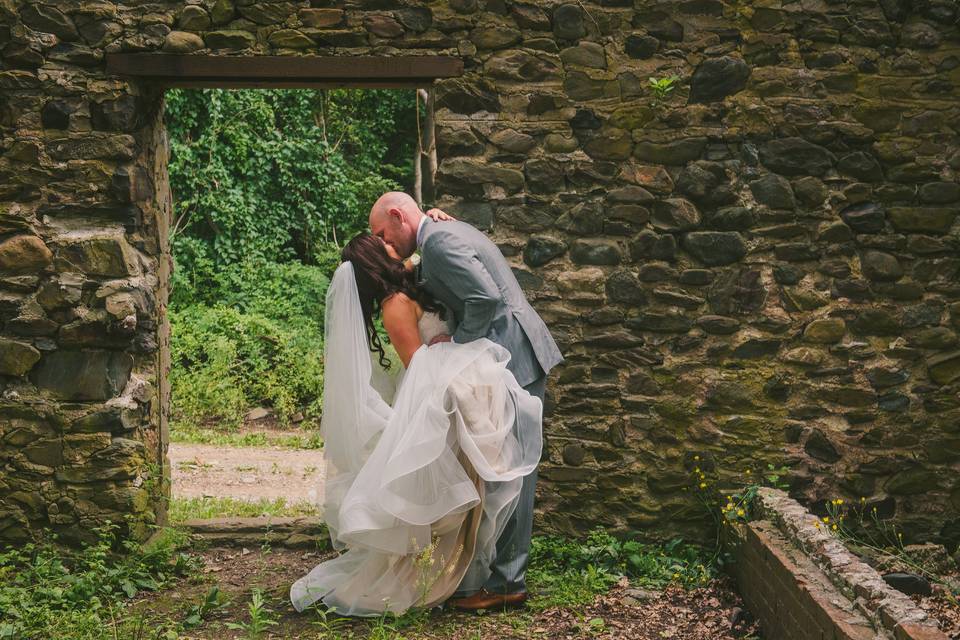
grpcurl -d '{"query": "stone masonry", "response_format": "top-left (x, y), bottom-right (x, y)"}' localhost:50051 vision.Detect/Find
top-left (0, 0), bottom-right (958, 546)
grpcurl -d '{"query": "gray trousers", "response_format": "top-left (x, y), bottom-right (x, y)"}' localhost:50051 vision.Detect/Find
top-left (455, 375), bottom-right (545, 596)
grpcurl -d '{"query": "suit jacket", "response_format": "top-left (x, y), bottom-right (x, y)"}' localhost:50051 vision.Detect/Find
top-left (417, 218), bottom-right (563, 388)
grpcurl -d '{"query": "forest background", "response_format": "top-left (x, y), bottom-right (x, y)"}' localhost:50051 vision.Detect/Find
top-left (165, 88), bottom-right (417, 437)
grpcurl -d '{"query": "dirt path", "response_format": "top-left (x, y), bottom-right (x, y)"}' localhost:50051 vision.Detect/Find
top-left (169, 443), bottom-right (326, 503)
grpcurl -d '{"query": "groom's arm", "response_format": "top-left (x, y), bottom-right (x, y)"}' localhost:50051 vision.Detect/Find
top-left (424, 232), bottom-right (500, 344)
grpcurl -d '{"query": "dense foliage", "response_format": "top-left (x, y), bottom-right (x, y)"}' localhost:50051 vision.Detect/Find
top-left (0, 525), bottom-right (195, 640)
top-left (166, 88), bottom-right (416, 268)
top-left (165, 88), bottom-right (417, 430)
top-left (528, 528), bottom-right (713, 608)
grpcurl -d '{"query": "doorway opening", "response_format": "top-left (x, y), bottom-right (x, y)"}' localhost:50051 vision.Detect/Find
top-left (104, 54), bottom-right (460, 527)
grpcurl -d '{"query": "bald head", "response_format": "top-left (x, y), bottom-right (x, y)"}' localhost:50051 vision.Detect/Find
top-left (369, 191), bottom-right (423, 260)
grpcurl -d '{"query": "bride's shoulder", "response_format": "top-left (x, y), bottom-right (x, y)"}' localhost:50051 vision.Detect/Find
top-left (382, 291), bottom-right (421, 315)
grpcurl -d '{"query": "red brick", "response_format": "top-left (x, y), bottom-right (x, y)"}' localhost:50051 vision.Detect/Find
top-left (894, 623), bottom-right (951, 640)
top-left (732, 522), bottom-right (880, 640)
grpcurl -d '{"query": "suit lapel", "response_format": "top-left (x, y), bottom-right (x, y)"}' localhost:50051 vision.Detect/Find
top-left (414, 218), bottom-right (433, 288)
top-left (414, 261), bottom-right (428, 288)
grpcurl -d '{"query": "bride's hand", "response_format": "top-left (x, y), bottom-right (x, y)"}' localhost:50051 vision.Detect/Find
top-left (425, 208), bottom-right (455, 222)
top-left (429, 334), bottom-right (452, 345)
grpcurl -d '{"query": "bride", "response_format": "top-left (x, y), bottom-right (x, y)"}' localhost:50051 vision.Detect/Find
top-left (289, 233), bottom-right (542, 616)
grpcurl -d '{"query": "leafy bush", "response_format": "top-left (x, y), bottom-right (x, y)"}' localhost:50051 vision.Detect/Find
top-left (0, 524), bottom-right (195, 640)
top-left (170, 303), bottom-right (324, 429)
top-left (170, 255), bottom-right (329, 322)
top-left (528, 528), bottom-right (713, 602)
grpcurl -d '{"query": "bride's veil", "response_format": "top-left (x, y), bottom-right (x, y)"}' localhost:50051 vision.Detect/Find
top-left (319, 261), bottom-right (392, 549)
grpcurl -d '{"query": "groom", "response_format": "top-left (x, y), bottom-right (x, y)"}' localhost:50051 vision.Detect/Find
top-left (369, 192), bottom-right (563, 609)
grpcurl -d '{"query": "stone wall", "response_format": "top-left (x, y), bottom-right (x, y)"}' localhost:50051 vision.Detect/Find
top-left (0, 0), bottom-right (958, 546)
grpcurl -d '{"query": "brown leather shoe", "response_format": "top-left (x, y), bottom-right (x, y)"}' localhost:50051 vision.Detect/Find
top-left (448, 588), bottom-right (528, 611)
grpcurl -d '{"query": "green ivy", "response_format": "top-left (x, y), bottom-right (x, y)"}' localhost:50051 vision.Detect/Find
top-left (166, 88), bottom-right (416, 268)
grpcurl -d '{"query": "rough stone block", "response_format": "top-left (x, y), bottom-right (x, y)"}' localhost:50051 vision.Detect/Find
top-left (205, 30), bottom-right (257, 50)
top-left (0, 338), bottom-right (41, 376)
top-left (31, 350), bottom-right (133, 401)
top-left (55, 233), bottom-right (140, 278)
top-left (0, 235), bottom-right (53, 275)
top-left (163, 31), bottom-right (205, 53)
top-left (688, 56), bottom-right (751, 103)
top-left (681, 231), bottom-right (746, 266)
top-left (888, 207), bottom-right (957, 234)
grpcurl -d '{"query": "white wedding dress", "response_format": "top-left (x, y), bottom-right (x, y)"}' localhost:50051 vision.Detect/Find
top-left (290, 262), bottom-right (542, 616)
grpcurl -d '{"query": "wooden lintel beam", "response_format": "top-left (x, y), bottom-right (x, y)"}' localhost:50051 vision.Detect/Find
top-left (141, 79), bottom-right (436, 89)
top-left (105, 54), bottom-right (463, 87)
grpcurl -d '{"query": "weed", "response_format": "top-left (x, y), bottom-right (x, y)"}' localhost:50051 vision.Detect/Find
top-left (648, 74), bottom-right (681, 106)
top-left (0, 523), bottom-right (196, 640)
top-left (226, 588), bottom-right (279, 639)
top-left (181, 586), bottom-right (228, 630)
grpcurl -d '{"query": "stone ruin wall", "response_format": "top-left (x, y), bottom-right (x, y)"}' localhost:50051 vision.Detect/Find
top-left (0, 0), bottom-right (958, 548)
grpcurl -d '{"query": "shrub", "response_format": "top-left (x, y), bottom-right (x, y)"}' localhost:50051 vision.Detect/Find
top-left (170, 254), bottom-right (329, 322)
top-left (170, 304), bottom-right (324, 429)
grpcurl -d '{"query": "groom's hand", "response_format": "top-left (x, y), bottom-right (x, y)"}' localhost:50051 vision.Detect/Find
top-left (425, 208), bottom-right (455, 222)
top-left (429, 334), bottom-right (452, 345)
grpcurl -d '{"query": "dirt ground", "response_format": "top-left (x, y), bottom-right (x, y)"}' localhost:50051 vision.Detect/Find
top-left (132, 545), bottom-right (765, 640)
top-left (169, 442), bottom-right (326, 503)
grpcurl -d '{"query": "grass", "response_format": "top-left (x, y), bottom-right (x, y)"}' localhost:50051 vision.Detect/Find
top-left (168, 496), bottom-right (321, 522)
top-left (170, 424), bottom-right (323, 450)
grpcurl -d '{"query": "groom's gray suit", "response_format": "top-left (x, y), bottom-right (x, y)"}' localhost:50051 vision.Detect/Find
top-left (416, 217), bottom-right (562, 594)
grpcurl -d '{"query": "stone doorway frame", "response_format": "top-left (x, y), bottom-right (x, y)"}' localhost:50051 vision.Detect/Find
top-left (109, 54), bottom-right (462, 534)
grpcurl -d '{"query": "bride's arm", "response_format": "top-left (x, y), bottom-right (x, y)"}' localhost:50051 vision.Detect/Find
top-left (381, 294), bottom-right (423, 368)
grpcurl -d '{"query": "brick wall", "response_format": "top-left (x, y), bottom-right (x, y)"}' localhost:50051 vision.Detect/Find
top-left (731, 488), bottom-right (949, 640)
top-left (733, 521), bottom-right (881, 640)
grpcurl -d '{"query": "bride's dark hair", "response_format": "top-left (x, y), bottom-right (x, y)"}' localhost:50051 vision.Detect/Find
top-left (341, 233), bottom-right (444, 368)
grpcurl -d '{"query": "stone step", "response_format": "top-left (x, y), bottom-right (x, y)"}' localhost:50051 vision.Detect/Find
top-left (181, 516), bottom-right (330, 550)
